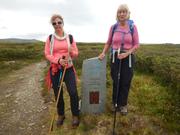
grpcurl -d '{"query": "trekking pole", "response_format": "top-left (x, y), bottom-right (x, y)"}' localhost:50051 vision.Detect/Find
top-left (48, 66), bottom-right (67, 134)
top-left (112, 48), bottom-right (121, 135)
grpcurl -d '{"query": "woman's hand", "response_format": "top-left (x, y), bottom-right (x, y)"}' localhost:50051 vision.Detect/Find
top-left (58, 57), bottom-right (68, 66)
top-left (98, 52), bottom-right (105, 60)
top-left (118, 52), bottom-right (129, 59)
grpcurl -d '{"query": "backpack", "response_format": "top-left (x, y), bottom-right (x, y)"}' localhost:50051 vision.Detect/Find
top-left (49, 34), bottom-right (73, 44)
top-left (110, 19), bottom-right (134, 48)
top-left (49, 34), bottom-right (73, 55)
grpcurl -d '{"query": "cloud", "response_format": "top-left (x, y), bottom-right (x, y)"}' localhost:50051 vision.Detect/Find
top-left (0, 0), bottom-right (94, 26)
top-left (0, 26), bottom-right (7, 30)
top-left (1, 0), bottom-right (180, 43)
top-left (13, 32), bottom-right (47, 40)
top-left (0, 0), bottom-right (60, 11)
top-left (50, 0), bottom-right (95, 25)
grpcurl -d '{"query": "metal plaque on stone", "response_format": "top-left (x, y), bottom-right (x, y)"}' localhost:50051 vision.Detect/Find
top-left (81, 57), bottom-right (106, 114)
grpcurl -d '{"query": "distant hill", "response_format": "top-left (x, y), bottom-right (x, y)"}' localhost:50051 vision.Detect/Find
top-left (0, 38), bottom-right (41, 44)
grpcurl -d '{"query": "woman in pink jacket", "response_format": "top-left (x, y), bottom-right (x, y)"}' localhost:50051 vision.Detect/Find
top-left (44, 14), bottom-right (79, 128)
top-left (99, 4), bottom-right (139, 115)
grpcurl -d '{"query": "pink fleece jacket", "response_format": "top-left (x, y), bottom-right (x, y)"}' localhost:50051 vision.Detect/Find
top-left (106, 23), bottom-right (139, 50)
top-left (44, 35), bottom-right (78, 68)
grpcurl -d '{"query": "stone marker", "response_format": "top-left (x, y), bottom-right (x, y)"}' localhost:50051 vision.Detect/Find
top-left (81, 57), bottom-right (106, 114)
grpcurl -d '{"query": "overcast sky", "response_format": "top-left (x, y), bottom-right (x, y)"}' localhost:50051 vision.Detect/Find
top-left (0, 0), bottom-right (180, 43)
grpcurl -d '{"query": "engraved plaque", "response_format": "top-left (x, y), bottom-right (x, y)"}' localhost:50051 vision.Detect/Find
top-left (89, 91), bottom-right (99, 104)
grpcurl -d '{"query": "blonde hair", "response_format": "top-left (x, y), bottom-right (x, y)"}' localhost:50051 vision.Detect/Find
top-left (116, 4), bottom-right (130, 21)
top-left (50, 14), bottom-right (64, 24)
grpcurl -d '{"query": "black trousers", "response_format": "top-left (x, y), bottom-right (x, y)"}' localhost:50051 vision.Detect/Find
top-left (111, 53), bottom-right (135, 107)
top-left (50, 66), bottom-right (79, 116)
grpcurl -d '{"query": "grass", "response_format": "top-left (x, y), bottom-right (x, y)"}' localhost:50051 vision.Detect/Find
top-left (135, 44), bottom-right (180, 90)
top-left (46, 43), bottom-right (179, 135)
top-left (0, 41), bottom-right (179, 134)
top-left (0, 42), bottom-right (44, 80)
top-left (47, 71), bottom-right (179, 135)
top-left (130, 72), bottom-right (180, 133)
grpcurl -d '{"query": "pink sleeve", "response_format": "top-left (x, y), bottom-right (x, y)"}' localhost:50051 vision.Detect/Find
top-left (132, 25), bottom-right (139, 49)
top-left (70, 39), bottom-right (78, 58)
top-left (106, 25), bottom-right (113, 45)
top-left (44, 37), bottom-right (59, 64)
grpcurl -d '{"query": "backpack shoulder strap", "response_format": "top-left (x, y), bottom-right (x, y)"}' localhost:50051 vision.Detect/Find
top-left (49, 34), bottom-right (54, 55)
top-left (111, 22), bottom-right (119, 42)
top-left (108, 22), bottom-right (119, 47)
top-left (127, 19), bottom-right (135, 46)
top-left (49, 34), bottom-right (52, 41)
top-left (109, 22), bottom-right (118, 55)
top-left (68, 34), bottom-right (73, 44)
top-left (127, 19), bottom-right (134, 36)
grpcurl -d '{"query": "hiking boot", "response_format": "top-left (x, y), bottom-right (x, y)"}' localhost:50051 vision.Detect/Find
top-left (120, 106), bottom-right (128, 115)
top-left (72, 116), bottom-right (80, 128)
top-left (56, 115), bottom-right (65, 127)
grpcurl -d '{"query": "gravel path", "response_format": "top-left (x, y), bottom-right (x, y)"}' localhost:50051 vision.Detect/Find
top-left (0, 61), bottom-right (50, 135)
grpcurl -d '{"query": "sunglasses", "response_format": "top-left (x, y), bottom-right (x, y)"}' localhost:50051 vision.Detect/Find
top-left (52, 21), bottom-right (63, 26)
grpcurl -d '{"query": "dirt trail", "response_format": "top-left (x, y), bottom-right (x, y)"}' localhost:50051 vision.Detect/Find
top-left (0, 61), bottom-right (50, 135)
